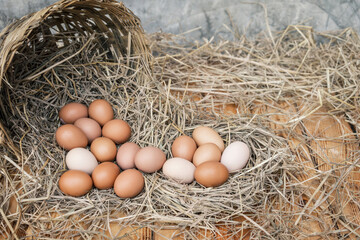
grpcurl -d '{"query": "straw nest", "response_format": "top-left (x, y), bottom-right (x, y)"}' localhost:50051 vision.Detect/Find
top-left (0, 0), bottom-right (359, 239)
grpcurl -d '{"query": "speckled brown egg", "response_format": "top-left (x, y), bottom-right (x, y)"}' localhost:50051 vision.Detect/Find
top-left (116, 142), bottom-right (140, 170)
top-left (59, 170), bottom-right (93, 197)
top-left (102, 119), bottom-right (131, 144)
top-left (92, 162), bottom-right (120, 190)
top-left (88, 99), bottom-right (114, 126)
top-left (55, 124), bottom-right (88, 150)
top-left (90, 137), bottom-right (117, 162)
top-left (74, 118), bottom-right (101, 143)
top-left (134, 146), bottom-right (166, 173)
top-left (114, 169), bottom-right (144, 198)
top-left (192, 126), bottom-right (225, 152)
top-left (59, 102), bottom-right (88, 124)
top-left (194, 162), bottom-right (229, 187)
top-left (171, 135), bottom-right (197, 161)
top-left (192, 143), bottom-right (221, 167)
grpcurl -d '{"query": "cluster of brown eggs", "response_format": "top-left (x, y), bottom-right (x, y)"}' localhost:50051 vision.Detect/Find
top-left (56, 99), bottom-right (251, 198)
top-left (164, 126), bottom-right (250, 187)
top-left (56, 99), bottom-right (165, 198)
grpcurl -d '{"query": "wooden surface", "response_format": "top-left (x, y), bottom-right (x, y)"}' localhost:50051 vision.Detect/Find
top-left (3, 100), bottom-right (360, 239)
top-left (252, 102), bottom-right (360, 239)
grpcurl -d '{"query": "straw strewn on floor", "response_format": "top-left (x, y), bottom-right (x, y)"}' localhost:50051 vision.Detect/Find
top-left (0, 24), bottom-right (359, 239)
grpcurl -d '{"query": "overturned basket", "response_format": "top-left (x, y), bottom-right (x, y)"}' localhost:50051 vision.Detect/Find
top-left (0, 0), bottom-right (150, 83)
top-left (0, 0), bottom-right (150, 238)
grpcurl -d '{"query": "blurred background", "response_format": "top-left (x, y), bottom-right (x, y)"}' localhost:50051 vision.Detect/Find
top-left (0, 0), bottom-right (359, 40)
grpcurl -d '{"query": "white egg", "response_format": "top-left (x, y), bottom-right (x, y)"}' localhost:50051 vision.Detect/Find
top-left (220, 141), bottom-right (250, 172)
top-left (162, 158), bottom-right (196, 183)
top-left (66, 148), bottom-right (98, 174)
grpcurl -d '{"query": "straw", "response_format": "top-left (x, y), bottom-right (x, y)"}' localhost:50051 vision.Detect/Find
top-left (0, 1), bottom-right (359, 237)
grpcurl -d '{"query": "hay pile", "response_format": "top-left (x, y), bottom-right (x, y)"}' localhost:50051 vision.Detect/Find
top-left (0, 19), bottom-right (359, 240)
top-left (149, 26), bottom-right (360, 239)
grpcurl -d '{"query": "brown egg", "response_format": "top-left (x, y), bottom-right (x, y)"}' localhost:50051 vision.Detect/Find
top-left (74, 118), bottom-right (101, 143)
top-left (92, 162), bottom-right (120, 189)
top-left (192, 126), bottom-right (225, 152)
top-left (88, 99), bottom-right (114, 126)
top-left (55, 124), bottom-right (88, 150)
top-left (102, 119), bottom-right (131, 144)
top-left (194, 162), bottom-right (229, 187)
top-left (192, 143), bottom-right (221, 167)
top-left (59, 170), bottom-right (93, 196)
top-left (90, 137), bottom-right (117, 162)
top-left (59, 103), bottom-right (88, 124)
top-left (116, 142), bottom-right (140, 170)
top-left (171, 135), bottom-right (197, 161)
top-left (134, 146), bottom-right (166, 173)
top-left (114, 169), bottom-right (144, 198)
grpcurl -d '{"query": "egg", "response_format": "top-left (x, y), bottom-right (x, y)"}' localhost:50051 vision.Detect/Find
top-left (192, 126), bottom-right (224, 152)
top-left (114, 169), bottom-right (144, 198)
top-left (162, 158), bottom-right (196, 183)
top-left (91, 162), bottom-right (120, 189)
top-left (90, 137), bottom-right (117, 162)
top-left (116, 142), bottom-right (140, 170)
top-left (88, 99), bottom-right (114, 126)
top-left (74, 118), bottom-right (101, 143)
top-left (102, 119), bottom-right (131, 144)
top-left (59, 170), bottom-right (93, 197)
top-left (59, 102), bottom-right (88, 124)
top-left (66, 148), bottom-right (98, 174)
top-left (171, 135), bottom-right (197, 161)
top-left (221, 141), bottom-right (250, 172)
top-left (55, 124), bottom-right (88, 150)
top-left (192, 143), bottom-right (221, 167)
top-left (194, 162), bottom-right (229, 187)
top-left (134, 146), bottom-right (166, 173)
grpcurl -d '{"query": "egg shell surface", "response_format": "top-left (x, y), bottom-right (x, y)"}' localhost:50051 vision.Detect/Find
top-left (171, 135), bottom-right (197, 161)
top-left (195, 161), bottom-right (229, 187)
top-left (102, 119), bottom-right (131, 144)
top-left (221, 141), bottom-right (250, 172)
top-left (192, 126), bottom-right (224, 152)
top-left (59, 103), bottom-right (88, 124)
top-left (134, 146), bottom-right (166, 173)
top-left (162, 157), bottom-right (196, 183)
top-left (114, 169), bottom-right (144, 198)
top-left (88, 99), bottom-right (114, 126)
top-left (116, 142), bottom-right (140, 170)
top-left (192, 143), bottom-right (221, 167)
top-left (74, 118), bottom-right (101, 143)
top-left (59, 170), bottom-right (93, 197)
top-left (55, 124), bottom-right (88, 150)
top-left (66, 148), bottom-right (98, 174)
top-left (90, 137), bottom-right (117, 162)
top-left (92, 162), bottom-right (120, 189)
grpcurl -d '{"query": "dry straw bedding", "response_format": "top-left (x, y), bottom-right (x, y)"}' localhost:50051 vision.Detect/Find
top-left (0, 3), bottom-right (359, 239)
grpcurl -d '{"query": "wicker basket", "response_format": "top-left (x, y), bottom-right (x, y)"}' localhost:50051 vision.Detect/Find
top-left (0, 0), bottom-right (149, 238)
top-left (0, 0), bottom-right (150, 81)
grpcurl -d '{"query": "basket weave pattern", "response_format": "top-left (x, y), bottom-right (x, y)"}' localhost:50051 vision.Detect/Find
top-left (0, 0), bottom-right (149, 238)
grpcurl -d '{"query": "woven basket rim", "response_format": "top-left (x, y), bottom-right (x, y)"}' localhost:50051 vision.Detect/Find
top-left (0, 0), bottom-right (149, 87)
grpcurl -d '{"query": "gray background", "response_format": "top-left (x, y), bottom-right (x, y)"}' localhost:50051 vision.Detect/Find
top-left (0, 0), bottom-right (359, 40)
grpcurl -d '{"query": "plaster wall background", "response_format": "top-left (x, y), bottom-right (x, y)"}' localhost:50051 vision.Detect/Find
top-left (0, 0), bottom-right (359, 39)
